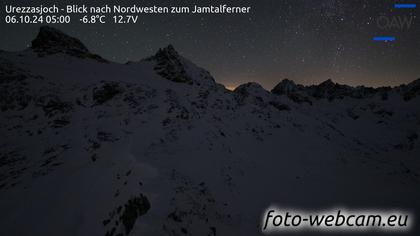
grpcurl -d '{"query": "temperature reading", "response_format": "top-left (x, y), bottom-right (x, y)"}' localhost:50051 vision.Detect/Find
top-left (80, 15), bottom-right (106, 24)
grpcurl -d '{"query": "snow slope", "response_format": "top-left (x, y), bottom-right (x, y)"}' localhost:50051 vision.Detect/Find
top-left (0, 26), bottom-right (419, 236)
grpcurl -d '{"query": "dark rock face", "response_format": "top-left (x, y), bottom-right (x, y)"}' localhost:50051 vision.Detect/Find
top-left (234, 82), bottom-right (266, 96)
top-left (271, 79), bottom-right (312, 105)
top-left (271, 79), bottom-right (303, 95)
top-left (31, 26), bottom-right (107, 62)
top-left (0, 60), bottom-right (33, 111)
top-left (32, 26), bottom-right (89, 54)
top-left (234, 82), bottom-right (268, 105)
top-left (121, 195), bottom-right (151, 235)
top-left (37, 94), bottom-right (73, 118)
top-left (312, 79), bottom-right (338, 97)
top-left (234, 82), bottom-right (291, 111)
top-left (103, 194), bottom-right (151, 236)
top-left (92, 81), bottom-right (123, 105)
top-left (403, 78), bottom-right (420, 101)
top-left (309, 79), bottom-right (381, 100)
top-left (271, 79), bottom-right (395, 103)
top-left (145, 45), bottom-right (193, 84)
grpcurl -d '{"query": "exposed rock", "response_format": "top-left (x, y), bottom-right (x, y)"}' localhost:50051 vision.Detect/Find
top-left (271, 79), bottom-right (394, 102)
top-left (145, 45), bottom-right (193, 84)
top-left (31, 26), bottom-right (107, 62)
top-left (234, 82), bottom-right (267, 98)
top-left (271, 79), bottom-right (312, 105)
top-left (92, 81), bottom-right (123, 105)
top-left (402, 78), bottom-right (420, 101)
top-left (121, 195), bottom-right (151, 234)
top-left (234, 82), bottom-right (271, 105)
top-left (271, 79), bottom-right (303, 95)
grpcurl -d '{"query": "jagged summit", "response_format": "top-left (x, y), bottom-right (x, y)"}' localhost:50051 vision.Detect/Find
top-left (126, 45), bottom-right (182, 65)
top-left (32, 26), bottom-right (89, 54)
top-left (271, 79), bottom-right (304, 95)
top-left (145, 45), bottom-right (184, 68)
top-left (270, 77), bottom-right (420, 102)
top-left (145, 44), bottom-right (181, 61)
top-left (31, 26), bottom-right (106, 62)
top-left (402, 78), bottom-right (420, 101)
top-left (318, 79), bottom-right (335, 87)
top-left (143, 44), bottom-right (219, 86)
top-left (143, 44), bottom-right (193, 84)
top-left (155, 44), bottom-right (179, 58)
top-left (271, 79), bottom-right (380, 102)
top-left (311, 79), bottom-right (355, 99)
top-left (1, 25), bottom-right (420, 236)
top-left (271, 79), bottom-right (312, 105)
top-left (406, 78), bottom-right (420, 87)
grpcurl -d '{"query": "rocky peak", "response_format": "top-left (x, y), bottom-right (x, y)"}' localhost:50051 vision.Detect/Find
top-left (271, 79), bottom-right (312, 105)
top-left (402, 78), bottom-right (420, 101)
top-left (156, 45), bottom-right (179, 58)
top-left (145, 45), bottom-right (192, 84)
top-left (31, 26), bottom-right (106, 62)
top-left (406, 78), bottom-right (420, 88)
top-left (138, 45), bottom-right (218, 87)
top-left (311, 79), bottom-right (355, 100)
top-left (271, 79), bottom-right (302, 95)
top-left (271, 79), bottom-right (380, 103)
top-left (32, 26), bottom-right (89, 54)
top-left (234, 82), bottom-right (272, 105)
top-left (318, 79), bottom-right (335, 87)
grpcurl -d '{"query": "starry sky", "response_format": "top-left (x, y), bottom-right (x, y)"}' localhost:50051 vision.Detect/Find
top-left (1, 0), bottom-right (419, 89)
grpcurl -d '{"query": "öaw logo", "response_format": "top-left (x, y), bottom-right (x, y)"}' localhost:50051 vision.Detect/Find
top-left (373, 3), bottom-right (416, 41)
top-left (376, 15), bottom-right (414, 30)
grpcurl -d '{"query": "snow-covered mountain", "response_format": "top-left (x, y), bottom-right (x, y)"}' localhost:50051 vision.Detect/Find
top-left (0, 26), bottom-right (419, 236)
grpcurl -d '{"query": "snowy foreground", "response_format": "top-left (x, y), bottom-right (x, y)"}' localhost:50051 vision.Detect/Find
top-left (0, 27), bottom-right (419, 236)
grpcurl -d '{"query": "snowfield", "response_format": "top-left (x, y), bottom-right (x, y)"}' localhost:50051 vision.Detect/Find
top-left (0, 26), bottom-right (419, 236)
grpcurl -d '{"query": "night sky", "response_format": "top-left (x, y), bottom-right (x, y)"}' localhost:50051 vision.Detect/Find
top-left (1, 0), bottom-right (419, 89)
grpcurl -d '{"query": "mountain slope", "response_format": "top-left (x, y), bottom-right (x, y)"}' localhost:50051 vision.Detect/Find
top-left (0, 27), bottom-right (419, 236)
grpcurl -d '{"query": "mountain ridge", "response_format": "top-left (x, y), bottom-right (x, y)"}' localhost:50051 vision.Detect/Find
top-left (2, 26), bottom-right (419, 94)
top-left (0, 26), bottom-right (419, 236)
top-left (30, 26), bottom-right (108, 62)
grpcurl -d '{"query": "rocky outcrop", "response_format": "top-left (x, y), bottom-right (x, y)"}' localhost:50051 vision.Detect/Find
top-left (234, 82), bottom-right (290, 111)
top-left (144, 45), bottom-right (193, 84)
top-left (402, 78), bottom-right (420, 101)
top-left (31, 26), bottom-right (107, 62)
top-left (271, 79), bottom-right (396, 103)
top-left (234, 82), bottom-right (270, 104)
top-left (271, 79), bottom-right (312, 105)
